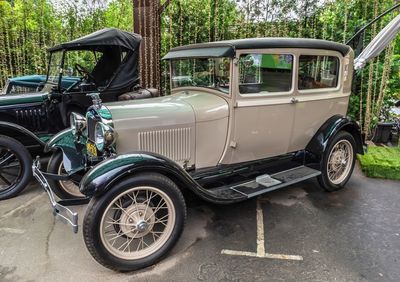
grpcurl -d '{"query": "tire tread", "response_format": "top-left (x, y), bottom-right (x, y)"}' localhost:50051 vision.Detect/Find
top-left (0, 135), bottom-right (32, 200)
top-left (83, 172), bottom-right (186, 272)
top-left (318, 131), bottom-right (356, 192)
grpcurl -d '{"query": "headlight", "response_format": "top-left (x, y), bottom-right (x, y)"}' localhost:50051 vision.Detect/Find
top-left (94, 122), bottom-right (117, 151)
top-left (70, 112), bottom-right (87, 135)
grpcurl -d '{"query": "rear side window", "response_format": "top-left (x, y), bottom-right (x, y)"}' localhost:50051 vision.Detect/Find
top-left (239, 54), bottom-right (293, 94)
top-left (298, 55), bottom-right (339, 90)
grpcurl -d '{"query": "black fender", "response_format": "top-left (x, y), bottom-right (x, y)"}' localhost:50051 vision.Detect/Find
top-left (0, 121), bottom-right (45, 150)
top-left (305, 115), bottom-right (365, 170)
top-left (79, 152), bottom-right (244, 204)
top-left (45, 128), bottom-right (86, 174)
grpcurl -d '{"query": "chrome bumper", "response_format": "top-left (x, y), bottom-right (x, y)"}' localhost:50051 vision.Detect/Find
top-left (32, 158), bottom-right (79, 233)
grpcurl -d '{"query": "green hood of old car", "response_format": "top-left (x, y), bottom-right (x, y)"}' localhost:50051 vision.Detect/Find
top-left (0, 92), bottom-right (48, 106)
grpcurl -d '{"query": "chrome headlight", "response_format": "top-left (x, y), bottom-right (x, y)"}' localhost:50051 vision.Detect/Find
top-left (70, 112), bottom-right (87, 135)
top-left (94, 122), bottom-right (117, 151)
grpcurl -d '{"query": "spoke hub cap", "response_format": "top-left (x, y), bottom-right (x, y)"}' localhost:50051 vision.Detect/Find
top-left (327, 140), bottom-right (353, 185)
top-left (119, 204), bottom-right (155, 239)
top-left (100, 186), bottom-right (176, 260)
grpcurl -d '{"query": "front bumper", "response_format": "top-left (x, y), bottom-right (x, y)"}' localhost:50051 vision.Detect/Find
top-left (32, 158), bottom-right (89, 233)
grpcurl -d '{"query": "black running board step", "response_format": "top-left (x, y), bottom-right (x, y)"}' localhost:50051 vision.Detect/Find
top-left (228, 166), bottom-right (320, 199)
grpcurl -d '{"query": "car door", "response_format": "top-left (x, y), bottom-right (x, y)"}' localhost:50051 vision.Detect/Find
top-left (288, 50), bottom-right (349, 152)
top-left (220, 50), bottom-right (297, 164)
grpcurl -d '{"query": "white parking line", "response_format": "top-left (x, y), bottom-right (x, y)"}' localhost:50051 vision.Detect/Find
top-left (256, 200), bottom-right (265, 256)
top-left (0, 227), bottom-right (26, 234)
top-left (221, 198), bottom-right (303, 261)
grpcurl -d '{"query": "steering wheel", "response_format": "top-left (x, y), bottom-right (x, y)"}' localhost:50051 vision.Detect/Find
top-left (75, 64), bottom-right (96, 83)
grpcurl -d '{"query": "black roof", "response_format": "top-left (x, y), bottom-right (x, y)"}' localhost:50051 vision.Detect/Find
top-left (48, 28), bottom-right (142, 93)
top-left (163, 38), bottom-right (352, 60)
top-left (48, 28), bottom-right (142, 52)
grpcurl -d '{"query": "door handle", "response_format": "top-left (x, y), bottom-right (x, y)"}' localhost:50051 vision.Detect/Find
top-left (290, 97), bottom-right (299, 104)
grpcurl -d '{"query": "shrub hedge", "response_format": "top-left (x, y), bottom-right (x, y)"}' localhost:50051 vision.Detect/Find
top-left (357, 146), bottom-right (400, 180)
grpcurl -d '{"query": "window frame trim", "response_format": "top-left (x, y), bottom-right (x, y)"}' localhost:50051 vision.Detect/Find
top-left (297, 53), bottom-right (342, 94)
top-left (236, 50), bottom-right (296, 98)
top-left (169, 57), bottom-right (233, 96)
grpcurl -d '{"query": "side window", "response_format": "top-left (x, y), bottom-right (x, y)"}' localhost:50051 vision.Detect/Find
top-left (239, 54), bottom-right (293, 94)
top-left (298, 55), bottom-right (339, 90)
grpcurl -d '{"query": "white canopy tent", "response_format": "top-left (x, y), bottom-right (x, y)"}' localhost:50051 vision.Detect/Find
top-left (354, 13), bottom-right (400, 70)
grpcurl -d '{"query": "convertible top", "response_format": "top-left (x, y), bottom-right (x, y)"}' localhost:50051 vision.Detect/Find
top-left (48, 28), bottom-right (142, 52)
top-left (163, 38), bottom-right (352, 60)
top-left (48, 28), bottom-right (142, 93)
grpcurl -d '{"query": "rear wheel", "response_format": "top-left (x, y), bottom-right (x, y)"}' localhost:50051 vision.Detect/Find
top-left (318, 131), bottom-right (356, 192)
top-left (47, 150), bottom-right (83, 199)
top-left (83, 172), bottom-right (186, 271)
top-left (0, 135), bottom-right (32, 200)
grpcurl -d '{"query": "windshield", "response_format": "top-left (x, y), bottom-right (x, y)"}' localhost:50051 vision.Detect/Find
top-left (47, 48), bottom-right (124, 90)
top-left (47, 51), bottom-right (63, 85)
top-left (171, 57), bottom-right (230, 93)
top-left (63, 50), bottom-right (101, 78)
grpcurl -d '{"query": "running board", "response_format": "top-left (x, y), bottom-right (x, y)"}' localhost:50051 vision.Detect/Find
top-left (207, 166), bottom-right (321, 200)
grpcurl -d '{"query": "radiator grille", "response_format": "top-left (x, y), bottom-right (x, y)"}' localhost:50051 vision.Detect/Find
top-left (87, 115), bottom-right (98, 141)
top-left (15, 108), bottom-right (45, 131)
top-left (138, 128), bottom-right (191, 162)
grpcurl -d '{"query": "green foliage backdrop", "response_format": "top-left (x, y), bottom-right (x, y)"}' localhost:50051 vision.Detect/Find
top-left (0, 0), bottom-right (399, 137)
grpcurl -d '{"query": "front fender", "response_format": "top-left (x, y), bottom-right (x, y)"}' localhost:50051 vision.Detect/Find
top-left (80, 152), bottom-right (243, 204)
top-left (45, 128), bottom-right (86, 174)
top-left (0, 121), bottom-right (45, 149)
top-left (305, 115), bottom-right (365, 169)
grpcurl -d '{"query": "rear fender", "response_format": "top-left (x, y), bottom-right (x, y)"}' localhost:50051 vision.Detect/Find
top-left (305, 115), bottom-right (365, 169)
top-left (0, 121), bottom-right (45, 149)
top-left (79, 152), bottom-right (241, 204)
top-left (45, 128), bottom-right (86, 174)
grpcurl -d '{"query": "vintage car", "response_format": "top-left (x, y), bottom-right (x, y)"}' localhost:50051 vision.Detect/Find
top-left (32, 37), bottom-right (371, 271)
top-left (0, 28), bottom-right (158, 200)
top-left (0, 75), bottom-right (79, 95)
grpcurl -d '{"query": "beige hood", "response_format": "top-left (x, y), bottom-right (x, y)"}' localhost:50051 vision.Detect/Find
top-left (104, 91), bottom-right (229, 169)
top-left (106, 95), bottom-right (196, 132)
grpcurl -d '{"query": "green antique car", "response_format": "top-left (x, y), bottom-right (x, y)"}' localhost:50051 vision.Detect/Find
top-left (0, 28), bottom-right (158, 200)
top-left (1, 75), bottom-right (79, 95)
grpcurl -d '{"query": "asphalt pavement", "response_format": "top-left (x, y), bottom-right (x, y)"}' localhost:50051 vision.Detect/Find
top-left (0, 164), bottom-right (399, 282)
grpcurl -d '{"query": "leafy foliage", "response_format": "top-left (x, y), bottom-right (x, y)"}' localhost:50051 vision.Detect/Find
top-left (0, 0), bottom-right (399, 139)
top-left (358, 146), bottom-right (400, 180)
top-left (0, 0), bottom-right (132, 88)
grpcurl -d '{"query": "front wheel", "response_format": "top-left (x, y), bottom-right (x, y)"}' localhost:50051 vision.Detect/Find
top-left (0, 135), bottom-right (33, 200)
top-left (47, 151), bottom-right (83, 199)
top-left (83, 172), bottom-right (186, 271)
top-left (318, 131), bottom-right (356, 192)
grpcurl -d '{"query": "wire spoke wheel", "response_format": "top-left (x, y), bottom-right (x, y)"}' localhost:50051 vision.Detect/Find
top-left (100, 186), bottom-right (176, 260)
top-left (327, 139), bottom-right (353, 185)
top-left (57, 162), bottom-right (82, 198)
top-left (0, 147), bottom-right (22, 192)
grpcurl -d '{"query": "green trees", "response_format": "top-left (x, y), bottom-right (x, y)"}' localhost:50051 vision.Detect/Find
top-left (0, 0), bottom-right (398, 139)
top-left (0, 0), bottom-right (132, 88)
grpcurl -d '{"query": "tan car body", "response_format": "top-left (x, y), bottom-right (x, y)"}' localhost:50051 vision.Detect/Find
top-left (105, 47), bottom-right (354, 170)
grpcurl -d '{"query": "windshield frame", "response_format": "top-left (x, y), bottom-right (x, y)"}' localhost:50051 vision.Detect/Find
top-left (169, 57), bottom-right (232, 96)
top-left (46, 50), bottom-right (65, 90)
